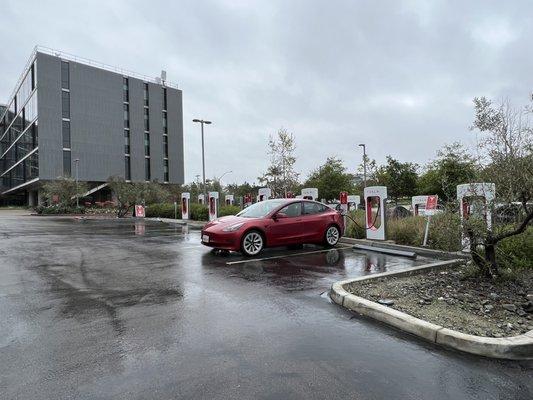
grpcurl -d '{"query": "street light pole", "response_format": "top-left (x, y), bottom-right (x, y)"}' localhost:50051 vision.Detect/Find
top-left (74, 158), bottom-right (80, 207)
top-left (216, 170), bottom-right (233, 185)
top-left (358, 144), bottom-right (367, 188)
top-left (193, 119), bottom-right (212, 202)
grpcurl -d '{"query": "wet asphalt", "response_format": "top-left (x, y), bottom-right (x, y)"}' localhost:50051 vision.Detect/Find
top-left (0, 216), bottom-right (531, 400)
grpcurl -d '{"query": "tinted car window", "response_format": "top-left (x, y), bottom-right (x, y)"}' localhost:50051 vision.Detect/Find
top-left (278, 202), bottom-right (302, 217)
top-left (303, 202), bottom-right (324, 215)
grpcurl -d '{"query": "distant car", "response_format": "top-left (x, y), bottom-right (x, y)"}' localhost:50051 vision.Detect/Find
top-left (201, 199), bottom-right (345, 256)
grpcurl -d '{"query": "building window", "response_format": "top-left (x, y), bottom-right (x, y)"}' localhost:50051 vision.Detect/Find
top-left (123, 77), bottom-right (129, 102)
top-left (61, 61), bottom-right (69, 90)
top-left (145, 158), bottom-right (150, 181)
top-left (124, 129), bottom-right (130, 154)
top-left (144, 132), bottom-right (150, 156)
top-left (143, 108), bottom-right (149, 131)
top-left (143, 83), bottom-right (149, 107)
top-left (123, 104), bottom-right (129, 128)
top-left (62, 91), bottom-right (70, 119)
top-left (62, 120), bottom-right (71, 148)
top-left (164, 159), bottom-right (169, 182)
top-left (162, 111), bottom-right (167, 134)
top-left (163, 88), bottom-right (167, 110)
top-left (63, 150), bottom-right (71, 176)
top-left (31, 124), bottom-right (38, 148)
top-left (125, 156), bottom-right (131, 180)
top-left (163, 135), bottom-right (168, 158)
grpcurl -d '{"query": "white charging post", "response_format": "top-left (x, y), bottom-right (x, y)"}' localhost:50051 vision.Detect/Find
top-left (225, 194), bottom-right (234, 206)
top-left (301, 188), bottom-right (319, 200)
top-left (181, 192), bottom-right (190, 220)
top-left (198, 194), bottom-right (205, 205)
top-left (208, 191), bottom-right (219, 221)
top-left (258, 188), bottom-right (271, 202)
top-left (347, 195), bottom-right (361, 211)
top-left (457, 183), bottom-right (495, 248)
top-left (364, 186), bottom-right (387, 241)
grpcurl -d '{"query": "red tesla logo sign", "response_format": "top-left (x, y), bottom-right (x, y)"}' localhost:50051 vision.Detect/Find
top-left (135, 205), bottom-right (145, 218)
top-left (426, 195), bottom-right (438, 210)
top-left (340, 192), bottom-right (348, 205)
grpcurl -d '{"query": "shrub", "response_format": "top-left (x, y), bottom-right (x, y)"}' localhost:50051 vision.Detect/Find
top-left (344, 210), bottom-right (366, 239)
top-left (427, 211), bottom-right (462, 252)
top-left (495, 226), bottom-right (533, 270)
top-left (36, 205), bottom-right (85, 215)
top-left (386, 216), bottom-right (425, 246)
top-left (145, 203), bottom-right (179, 219)
top-left (219, 205), bottom-right (241, 217)
top-left (190, 203), bottom-right (208, 221)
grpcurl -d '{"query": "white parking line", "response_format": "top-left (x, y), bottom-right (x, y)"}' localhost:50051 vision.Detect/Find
top-left (225, 246), bottom-right (352, 265)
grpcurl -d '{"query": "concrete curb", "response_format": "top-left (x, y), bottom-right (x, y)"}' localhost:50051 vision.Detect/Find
top-left (330, 260), bottom-right (533, 360)
top-left (340, 237), bottom-right (469, 260)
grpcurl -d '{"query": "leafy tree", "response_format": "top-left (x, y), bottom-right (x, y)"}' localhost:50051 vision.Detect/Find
top-left (375, 156), bottom-right (418, 202)
top-left (304, 157), bottom-right (354, 201)
top-left (41, 177), bottom-right (88, 206)
top-left (466, 97), bottom-right (533, 278)
top-left (258, 128), bottom-right (299, 197)
top-left (108, 176), bottom-right (170, 217)
top-left (417, 142), bottom-right (478, 202)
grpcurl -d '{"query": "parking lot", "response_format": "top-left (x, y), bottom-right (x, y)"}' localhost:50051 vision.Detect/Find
top-left (1, 215), bottom-right (531, 399)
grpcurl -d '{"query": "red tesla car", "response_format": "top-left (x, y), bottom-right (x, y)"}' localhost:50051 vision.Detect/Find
top-left (201, 199), bottom-right (344, 256)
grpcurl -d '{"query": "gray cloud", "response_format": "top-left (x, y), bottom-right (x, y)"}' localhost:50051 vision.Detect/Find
top-left (1, 0), bottom-right (531, 184)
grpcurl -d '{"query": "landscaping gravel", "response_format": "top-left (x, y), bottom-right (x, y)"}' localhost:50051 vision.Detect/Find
top-left (346, 264), bottom-right (533, 338)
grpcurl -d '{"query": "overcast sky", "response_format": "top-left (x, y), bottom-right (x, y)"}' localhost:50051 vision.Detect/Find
top-left (1, 0), bottom-right (531, 185)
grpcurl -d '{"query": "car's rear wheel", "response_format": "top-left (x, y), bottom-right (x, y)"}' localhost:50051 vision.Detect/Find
top-left (241, 230), bottom-right (264, 256)
top-left (324, 225), bottom-right (340, 247)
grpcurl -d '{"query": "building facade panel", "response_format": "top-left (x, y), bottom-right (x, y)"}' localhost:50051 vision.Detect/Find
top-left (148, 82), bottom-right (164, 182)
top-left (36, 52), bottom-right (63, 180)
top-left (68, 60), bottom-right (124, 182)
top-left (166, 88), bottom-right (184, 184)
top-left (127, 77), bottom-right (145, 182)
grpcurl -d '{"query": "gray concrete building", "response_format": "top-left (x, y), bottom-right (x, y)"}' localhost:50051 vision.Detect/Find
top-left (0, 46), bottom-right (184, 205)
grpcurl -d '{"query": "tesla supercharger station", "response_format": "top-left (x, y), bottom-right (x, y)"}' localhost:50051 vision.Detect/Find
top-left (301, 188), bottom-right (318, 200)
top-left (457, 183), bottom-right (495, 248)
top-left (347, 195), bottom-right (360, 211)
top-left (198, 194), bottom-right (205, 205)
top-left (181, 192), bottom-right (190, 220)
top-left (340, 192), bottom-right (348, 227)
top-left (364, 186), bottom-right (387, 241)
top-left (412, 195), bottom-right (428, 216)
top-left (258, 187), bottom-right (271, 202)
top-left (208, 191), bottom-right (219, 221)
top-left (225, 194), bottom-right (234, 206)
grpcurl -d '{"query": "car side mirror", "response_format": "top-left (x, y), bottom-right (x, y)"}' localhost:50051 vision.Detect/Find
top-left (274, 212), bottom-right (288, 220)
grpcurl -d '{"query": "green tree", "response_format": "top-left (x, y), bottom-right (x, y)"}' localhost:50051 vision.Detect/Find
top-left (304, 157), bottom-right (354, 201)
top-left (258, 128), bottom-right (299, 197)
top-left (466, 96), bottom-right (533, 278)
top-left (417, 142), bottom-right (478, 202)
top-left (41, 177), bottom-right (88, 206)
top-left (108, 177), bottom-right (170, 217)
top-left (375, 156), bottom-right (418, 202)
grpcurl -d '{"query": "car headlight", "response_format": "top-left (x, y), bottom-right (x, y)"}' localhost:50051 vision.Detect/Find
top-left (223, 222), bottom-right (245, 232)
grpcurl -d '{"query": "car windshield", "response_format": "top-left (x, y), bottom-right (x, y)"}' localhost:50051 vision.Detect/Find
top-left (236, 199), bottom-right (287, 218)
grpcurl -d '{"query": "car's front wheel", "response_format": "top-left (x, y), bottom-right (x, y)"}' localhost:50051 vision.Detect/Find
top-left (241, 230), bottom-right (264, 256)
top-left (324, 225), bottom-right (340, 247)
